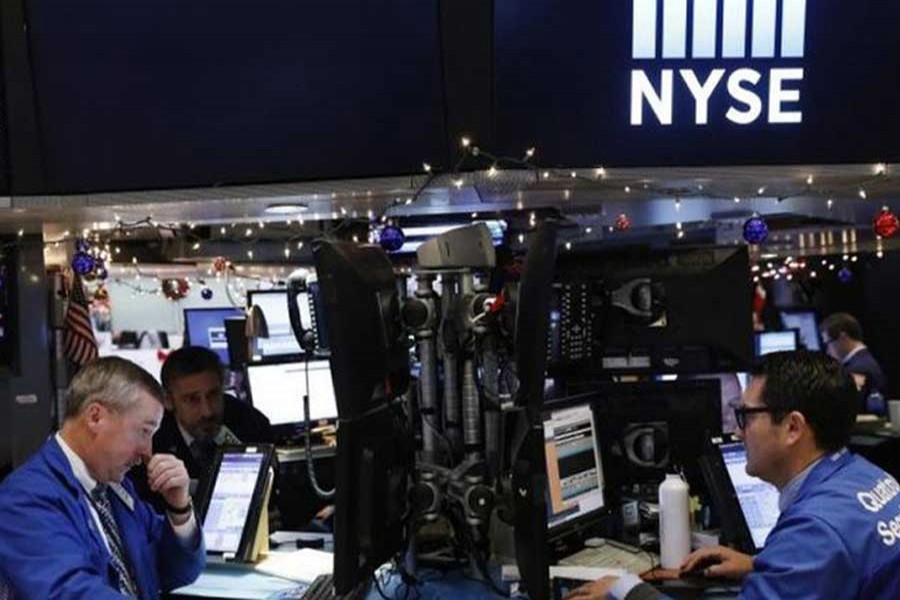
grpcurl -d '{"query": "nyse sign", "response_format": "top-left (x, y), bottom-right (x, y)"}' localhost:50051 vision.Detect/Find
top-left (630, 67), bottom-right (803, 126)
top-left (630, 0), bottom-right (807, 126)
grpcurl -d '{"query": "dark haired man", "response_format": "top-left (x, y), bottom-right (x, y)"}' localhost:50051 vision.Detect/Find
top-left (820, 311), bottom-right (887, 412)
top-left (154, 346), bottom-right (273, 497)
top-left (567, 351), bottom-right (900, 600)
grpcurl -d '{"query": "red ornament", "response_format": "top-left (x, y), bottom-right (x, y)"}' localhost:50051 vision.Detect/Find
top-left (614, 213), bottom-right (631, 231)
top-left (213, 256), bottom-right (228, 273)
top-left (161, 278), bottom-right (190, 301)
top-left (873, 208), bottom-right (900, 238)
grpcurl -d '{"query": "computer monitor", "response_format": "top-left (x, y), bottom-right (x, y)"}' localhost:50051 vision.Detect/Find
top-left (584, 380), bottom-right (723, 498)
top-left (779, 310), bottom-right (821, 351)
top-left (543, 403), bottom-right (606, 535)
top-left (549, 246), bottom-right (754, 376)
top-left (246, 360), bottom-right (338, 426)
top-left (183, 307), bottom-right (244, 365)
top-left (246, 289), bottom-right (313, 361)
top-left (699, 434), bottom-right (780, 554)
top-left (755, 330), bottom-right (799, 357)
top-left (199, 445), bottom-right (275, 562)
top-left (312, 240), bottom-right (412, 596)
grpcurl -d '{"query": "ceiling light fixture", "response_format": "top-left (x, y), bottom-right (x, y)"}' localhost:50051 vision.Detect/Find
top-left (264, 203), bottom-right (309, 215)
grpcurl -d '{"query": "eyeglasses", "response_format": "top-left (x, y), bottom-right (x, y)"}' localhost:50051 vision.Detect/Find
top-left (734, 406), bottom-right (783, 429)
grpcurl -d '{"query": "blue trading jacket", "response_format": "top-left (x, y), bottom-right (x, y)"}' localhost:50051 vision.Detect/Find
top-left (0, 437), bottom-right (205, 599)
top-left (742, 449), bottom-right (900, 599)
top-left (625, 450), bottom-right (900, 600)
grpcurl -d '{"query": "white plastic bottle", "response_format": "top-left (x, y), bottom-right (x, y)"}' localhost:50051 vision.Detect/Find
top-left (659, 473), bottom-right (691, 569)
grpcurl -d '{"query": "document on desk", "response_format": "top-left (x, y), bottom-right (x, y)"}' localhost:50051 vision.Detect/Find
top-left (254, 549), bottom-right (334, 583)
top-left (502, 564), bottom-right (626, 581)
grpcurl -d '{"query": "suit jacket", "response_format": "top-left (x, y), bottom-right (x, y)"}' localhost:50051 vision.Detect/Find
top-left (149, 394), bottom-right (274, 501)
top-left (0, 437), bottom-right (205, 599)
top-left (844, 347), bottom-right (888, 411)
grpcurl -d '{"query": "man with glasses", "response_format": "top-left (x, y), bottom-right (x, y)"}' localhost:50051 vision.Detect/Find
top-left (820, 312), bottom-right (887, 414)
top-left (566, 351), bottom-right (900, 600)
top-left (0, 357), bottom-right (204, 598)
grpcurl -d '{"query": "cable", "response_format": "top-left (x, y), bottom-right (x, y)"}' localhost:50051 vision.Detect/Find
top-left (303, 354), bottom-right (335, 499)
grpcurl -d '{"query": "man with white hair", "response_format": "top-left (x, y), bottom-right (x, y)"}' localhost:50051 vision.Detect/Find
top-left (0, 357), bottom-right (205, 598)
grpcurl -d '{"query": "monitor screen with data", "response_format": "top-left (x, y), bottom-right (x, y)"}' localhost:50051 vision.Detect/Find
top-left (779, 310), bottom-right (821, 352)
top-left (755, 330), bottom-right (798, 357)
top-left (543, 403), bottom-right (606, 531)
top-left (719, 441), bottom-right (780, 550)
top-left (201, 448), bottom-right (272, 557)
top-left (246, 359), bottom-right (338, 425)
top-left (183, 307), bottom-right (244, 365)
top-left (247, 290), bottom-right (312, 360)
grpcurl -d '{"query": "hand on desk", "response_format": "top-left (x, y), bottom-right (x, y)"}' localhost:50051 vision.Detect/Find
top-left (679, 545), bottom-right (753, 580)
top-left (563, 545), bottom-right (752, 599)
top-left (563, 576), bottom-right (618, 600)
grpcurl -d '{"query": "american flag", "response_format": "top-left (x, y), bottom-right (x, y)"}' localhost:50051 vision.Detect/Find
top-left (63, 273), bottom-right (98, 368)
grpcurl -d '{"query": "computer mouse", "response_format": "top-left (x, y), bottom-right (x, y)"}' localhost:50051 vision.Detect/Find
top-left (680, 554), bottom-right (721, 577)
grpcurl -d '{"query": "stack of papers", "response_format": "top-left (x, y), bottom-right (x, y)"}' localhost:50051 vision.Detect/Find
top-left (254, 549), bottom-right (333, 583)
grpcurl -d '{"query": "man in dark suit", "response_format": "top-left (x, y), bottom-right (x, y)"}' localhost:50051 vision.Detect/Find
top-left (153, 346), bottom-right (273, 499)
top-left (820, 312), bottom-right (887, 414)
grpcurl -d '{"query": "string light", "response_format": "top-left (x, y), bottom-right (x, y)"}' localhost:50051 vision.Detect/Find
top-left (595, 167), bottom-right (606, 178)
top-left (859, 189), bottom-right (868, 199)
top-left (875, 163), bottom-right (887, 175)
top-left (806, 175), bottom-right (814, 186)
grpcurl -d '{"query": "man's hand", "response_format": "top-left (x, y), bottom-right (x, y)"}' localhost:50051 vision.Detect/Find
top-left (563, 576), bottom-right (619, 600)
top-left (146, 454), bottom-right (191, 522)
top-left (680, 545), bottom-right (753, 581)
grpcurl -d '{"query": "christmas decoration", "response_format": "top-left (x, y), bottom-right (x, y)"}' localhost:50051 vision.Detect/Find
top-left (379, 225), bottom-right (405, 252)
top-left (213, 256), bottom-right (228, 273)
top-left (161, 278), bottom-right (190, 300)
top-left (743, 215), bottom-right (769, 244)
top-left (873, 208), bottom-right (900, 239)
top-left (837, 267), bottom-right (853, 284)
top-left (71, 251), bottom-right (95, 275)
top-left (614, 213), bottom-right (631, 231)
top-left (201, 287), bottom-right (214, 300)
top-left (93, 285), bottom-right (109, 302)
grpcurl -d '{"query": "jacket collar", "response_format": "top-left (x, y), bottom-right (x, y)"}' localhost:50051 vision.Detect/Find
top-left (792, 447), bottom-right (852, 505)
top-left (45, 435), bottom-right (135, 511)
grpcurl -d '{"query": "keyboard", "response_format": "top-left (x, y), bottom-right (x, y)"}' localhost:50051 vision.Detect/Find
top-left (264, 574), bottom-right (334, 600)
top-left (301, 574), bottom-right (334, 600)
top-left (558, 539), bottom-right (658, 575)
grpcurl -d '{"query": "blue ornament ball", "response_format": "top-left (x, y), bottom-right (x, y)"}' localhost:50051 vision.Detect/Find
top-left (743, 216), bottom-right (769, 244)
top-left (71, 251), bottom-right (95, 275)
top-left (201, 287), bottom-right (214, 300)
top-left (379, 225), bottom-right (405, 252)
top-left (837, 266), bottom-right (853, 284)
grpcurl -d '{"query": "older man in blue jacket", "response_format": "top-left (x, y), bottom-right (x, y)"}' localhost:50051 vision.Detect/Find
top-left (567, 351), bottom-right (900, 600)
top-left (0, 356), bottom-right (205, 598)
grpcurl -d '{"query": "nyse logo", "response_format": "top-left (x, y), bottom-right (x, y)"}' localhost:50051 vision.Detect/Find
top-left (630, 0), bottom-right (807, 126)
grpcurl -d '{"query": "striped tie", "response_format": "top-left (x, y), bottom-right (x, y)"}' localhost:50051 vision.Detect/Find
top-left (91, 485), bottom-right (141, 598)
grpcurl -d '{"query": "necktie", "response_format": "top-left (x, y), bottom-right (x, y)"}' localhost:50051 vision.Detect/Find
top-left (91, 484), bottom-right (141, 598)
top-left (190, 439), bottom-right (216, 472)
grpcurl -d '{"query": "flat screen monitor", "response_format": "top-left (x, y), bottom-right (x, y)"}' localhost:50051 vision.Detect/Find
top-left (246, 359), bottom-right (338, 426)
top-left (183, 307), bottom-right (244, 365)
top-left (543, 403), bottom-right (606, 533)
top-left (200, 445), bottom-right (274, 561)
top-left (755, 330), bottom-right (798, 357)
top-left (550, 246), bottom-right (754, 376)
top-left (247, 290), bottom-right (311, 361)
top-left (718, 440), bottom-right (781, 551)
top-left (779, 310), bottom-right (821, 352)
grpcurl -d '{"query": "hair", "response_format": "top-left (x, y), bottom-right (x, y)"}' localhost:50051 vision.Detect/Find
top-left (750, 350), bottom-right (858, 451)
top-left (820, 312), bottom-right (864, 342)
top-left (160, 346), bottom-right (224, 392)
top-left (65, 356), bottom-right (165, 419)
